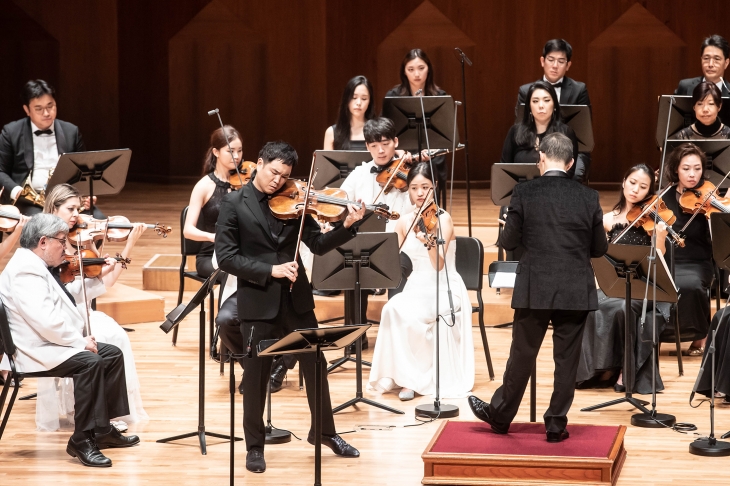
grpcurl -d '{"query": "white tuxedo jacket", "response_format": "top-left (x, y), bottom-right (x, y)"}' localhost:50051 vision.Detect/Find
top-left (0, 248), bottom-right (89, 373)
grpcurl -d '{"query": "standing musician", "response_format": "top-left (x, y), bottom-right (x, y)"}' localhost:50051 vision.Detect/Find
top-left (469, 133), bottom-right (607, 442)
top-left (516, 39), bottom-right (591, 182)
top-left (215, 141), bottom-right (365, 473)
top-left (675, 35), bottom-right (730, 97)
top-left (323, 75), bottom-right (374, 151)
top-left (0, 214), bottom-right (139, 468)
top-left (384, 49), bottom-right (450, 207)
top-left (675, 82), bottom-right (730, 140)
top-left (0, 80), bottom-right (100, 217)
top-left (660, 143), bottom-right (715, 356)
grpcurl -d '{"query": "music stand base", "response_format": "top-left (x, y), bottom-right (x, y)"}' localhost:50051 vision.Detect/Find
top-left (630, 411), bottom-right (676, 428)
top-left (265, 427), bottom-right (292, 444)
top-left (156, 428), bottom-right (242, 455)
top-left (415, 403), bottom-right (459, 419)
top-left (580, 395), bottom-right (650, 413)
top-left (333, 396), bottom-right (404, 415)
top-left (327, 356), bottom-right (371, 373)
top-left (689, 438), bottom-right (730, 456)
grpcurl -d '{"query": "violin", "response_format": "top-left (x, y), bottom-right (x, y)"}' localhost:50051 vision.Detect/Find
top-left (68, 214), bottom-right (172, 247)
top-left (678, 180), bottom-right (730, 217)
top-left (268, 179), bottom-right (399, 222)
top-left (624, 195), bottom-right (685, 247)
top-left (228, 161), bottom-right (257, 190)
top-left (375, 145), bottom-right (465, 194)
top-left (414, 197), bottom-right (439, 249)
top-left (0, 204), bottom-right (23, 232)
top-left (58, 249), bottom-right (131, 284)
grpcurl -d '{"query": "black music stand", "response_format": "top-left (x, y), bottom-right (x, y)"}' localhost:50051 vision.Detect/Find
top-left (48, 149), bottom-right (131, 215)
top-left (311, 232), bottom-right (403, 415)
top-left (664, 139), bottom-right (730, 189)
top-left (581, 245), bottom-right (677, 422)
top-left (687, 213), bottom-right (730, 456)
top-left (655, 95), bottom-right (730, 147)
top-left (158, 269), bottom-right (241, 454)
top-left (516, 105), bottom-right (594, 153)
top-left (311, 150), bottom-right (372, 189)
top-left (382, 96), bottom-right (458, 153)
top-left (258, 325), bottom-right (369, 486)
top-left (490, 163), bottom-right (541, 206)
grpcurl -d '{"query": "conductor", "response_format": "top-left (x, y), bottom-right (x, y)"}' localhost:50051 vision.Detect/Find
top-left (469, 132), bottom-right (607, 442)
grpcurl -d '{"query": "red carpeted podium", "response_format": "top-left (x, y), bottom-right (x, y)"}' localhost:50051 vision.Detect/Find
top-left (422, 421), bottom-right (626, 485)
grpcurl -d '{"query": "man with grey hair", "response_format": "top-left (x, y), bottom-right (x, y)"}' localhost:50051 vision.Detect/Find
top-left (469, 132), bottom-right (607, 442)
top-left (0, 214), bottom-right (138, 467)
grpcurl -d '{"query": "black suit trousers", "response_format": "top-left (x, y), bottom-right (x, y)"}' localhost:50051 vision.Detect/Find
top-left (240, 288), bottom-right (335, 451)
top-left (489, 308), bottom-right (588, 433)
top-left (24, 343), bottom-right (129, 434)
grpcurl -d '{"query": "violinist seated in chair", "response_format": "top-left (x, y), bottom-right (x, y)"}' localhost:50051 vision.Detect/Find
top-left (0, 214), bottom-right (139, 467)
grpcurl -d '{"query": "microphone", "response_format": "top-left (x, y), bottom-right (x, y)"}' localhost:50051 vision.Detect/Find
top-left (454, 47), bottom-right (472, 66)
top-left (415, 89), bottom-right (423, 96)
top-left (207, 108), bottom-right (219, 116)
top-left (245, 326), bottom-right (255, 358)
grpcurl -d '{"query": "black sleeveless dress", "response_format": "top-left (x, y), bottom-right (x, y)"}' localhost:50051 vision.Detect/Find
top-left (195, 173), bottom-right (230, 278)
top-left (331, 125), bottom-right (366, 150)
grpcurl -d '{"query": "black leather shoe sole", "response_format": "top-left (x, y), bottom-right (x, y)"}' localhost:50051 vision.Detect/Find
top-left (468, 396), bottom-right (508, 434)
top-left (66, 443), bottom-right (112, 467)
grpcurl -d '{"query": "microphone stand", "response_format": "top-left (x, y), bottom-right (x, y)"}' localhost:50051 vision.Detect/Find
top-left (454, 47), bottom-right (473, 236)
top-left (414, 90), bottom-right (458, 419)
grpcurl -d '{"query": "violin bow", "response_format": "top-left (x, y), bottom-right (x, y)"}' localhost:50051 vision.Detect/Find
top-left (209, 108), bottom-right (245, 188)
top-left (399, 187), bottom-right (434, 251)
top-left (372, 155), bottom-right (407, 205)
top-left (612, 185), bottom-right (673, 244)
top-left (678, 166), bottom-right (730, 234)
top-left (73, 238), bottom-right (93, 338)
top-left (291, 153), bottom-right (319, 291)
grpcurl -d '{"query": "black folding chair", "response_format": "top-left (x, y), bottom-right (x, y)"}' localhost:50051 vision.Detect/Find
top-left (0, 300), bottom-right (28, 439)
top-left (454, 236), bottom-right (495, 380)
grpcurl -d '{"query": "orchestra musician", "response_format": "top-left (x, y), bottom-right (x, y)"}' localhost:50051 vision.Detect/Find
top-left (576, 164), bottom-right (671, 394)
top-left (675, 82), bottom-right (730, 140)
top-left (516, 39), bottom-right (591, 182)
top-left (367, 162), bottom-right (474, 401)
top-left (469, 133), bottom-right (607, 442)
top-left (675, 35), bottom-right (730, 97)
top-left (660, 143), bottom-right (714, 356)
top-left (0, 214), bottom-right (139, 467)
top-left (215, 141), bottom-right (365, 473)
top-left (323, 75), bottom-right (374, 151)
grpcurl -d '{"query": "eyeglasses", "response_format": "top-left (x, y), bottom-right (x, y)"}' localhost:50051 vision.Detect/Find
top-left (702, 55), bottom-right (725, 66)
top-left (32, 103), bottom-right (56, 115)
top-left (544, 56), bottom-right (568, 66)
top-left (47, 236), bottom-right (67, 246)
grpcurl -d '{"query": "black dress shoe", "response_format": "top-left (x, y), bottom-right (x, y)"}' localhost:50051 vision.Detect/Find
top-left (246, 448), bottom-right (266, 473)
top-left (468, 396), bottom-right (508, 434)
top-left (94, 426), bottom-right (140, 449)
top-left (546, 430), bottom-right (570, 443)
top-left (614, 383), bottom-right (626, 393)
top-left (238, 379), bottom-right (245, 395)
top-left (307, 433), bottom-right (360, 457)
top-left (66, 437), bottom-right (112, 467)
top-left (270, 363), bottom-right (287, 393)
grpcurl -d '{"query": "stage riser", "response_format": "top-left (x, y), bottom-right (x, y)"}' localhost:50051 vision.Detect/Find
top-left (143, 254), bottom-right (201, 291)
top-left (95, 283), bottom-right (166, 325)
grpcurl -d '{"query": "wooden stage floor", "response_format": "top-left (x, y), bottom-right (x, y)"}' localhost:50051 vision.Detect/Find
top-left (1, 183), bottom-right (729, 485)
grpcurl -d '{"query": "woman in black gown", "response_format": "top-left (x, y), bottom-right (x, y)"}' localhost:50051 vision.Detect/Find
top-left (323, 75), bottom-right (375, 150)
top-left (676, 82), bottom-right (730, 140)
top-left (660, 143), bottom-right (715, 355)
top-left (576, 164), bottom-right (671, 393)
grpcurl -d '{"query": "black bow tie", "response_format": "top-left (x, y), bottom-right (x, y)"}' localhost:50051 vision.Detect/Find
top-left (551, 82), bottom-right (563, 88)
top-left (370, 164), bottom-right (387, 174)
top-left (34, 129), bottom-right (53, 136)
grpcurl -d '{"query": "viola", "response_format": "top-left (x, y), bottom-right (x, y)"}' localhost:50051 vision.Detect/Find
top-left (69, 214), bottom-right (172, 247)
top-left (268, 179), bottom-right (399, 222)
top-left (58, 249), bottom-right (131, 284)
top-left (229, 161), bottom-right (257, 190)
top-left (0, 204), bottom-right (23, 232)
top-left (624, 195), bottom-right (685, 247)
top-left (678, 180), bottom-right (730, 217)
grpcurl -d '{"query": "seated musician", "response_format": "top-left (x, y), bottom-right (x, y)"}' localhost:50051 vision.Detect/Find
top-left (576, 164), bottom-right (671, 393)
top-left (0, 80), bottom-right (101, 217)
top-left (675, 35), bottom-right (730, 96)
top-left (676, 82), bottom-right (730, 140)
top-left (516, 39), bottom-right (591, 182)
top-left (322, 75), bottom-right (374, 151)
top-left (0, 214), bottom-right (139, 467)
top-left (368, 162), bottom-right (474, 401)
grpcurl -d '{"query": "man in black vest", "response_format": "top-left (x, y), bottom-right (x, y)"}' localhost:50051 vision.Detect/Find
top-left (215, 141), bottom-right (364, 473)
top-left (517, 39), bottom-right (592, 182)
top-left (469, 132), bottom-right (607, 442)
top-left (0, 80), bottom-right (86, 215)
top-left (675, 35), bottom-right (730, 97)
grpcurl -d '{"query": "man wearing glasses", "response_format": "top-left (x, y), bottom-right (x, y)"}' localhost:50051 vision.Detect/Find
top-left (675, 35), bottom-right (730, 97)
top-left (0, 80), bottom-right (86, 215)
top-left (516, 39), bottom-right (591, 183)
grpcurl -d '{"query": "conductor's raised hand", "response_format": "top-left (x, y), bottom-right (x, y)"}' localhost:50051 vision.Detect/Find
top-left (272, 261), bottom-right (299, 282)
top-left (343, 199), bottom-right (366, 228)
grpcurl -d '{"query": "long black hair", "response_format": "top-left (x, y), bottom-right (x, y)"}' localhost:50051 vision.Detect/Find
top-left (514, 81), bottom-right (567, 148)
top-left (612, 164), bottom-right (656, 214)
top-left (333, 76), bottom-right (375, 150)
top-left (202, 125), bottom-right (241, 175)
top-left (392, 49), bottom-right (442, 96)
top-left (406, 162), bottom-right (434, 187)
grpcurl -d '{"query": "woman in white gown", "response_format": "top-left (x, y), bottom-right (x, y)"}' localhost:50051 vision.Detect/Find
top-left (34, 184), bottom-right (148, 431)
top-left (368, 163), bottom-right (474, 400)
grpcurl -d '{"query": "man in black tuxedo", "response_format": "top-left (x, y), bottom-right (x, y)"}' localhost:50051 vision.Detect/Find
top-left (0, 80), bottom-right (86, 215)
top-left (215, 141), bottom-right (365, 473)
top-left (675, 35), bottom-right (730, 97)
top-left (517, 39), bottom-right (592, 183)
top-left (469, 132), bottom-right (607, 442)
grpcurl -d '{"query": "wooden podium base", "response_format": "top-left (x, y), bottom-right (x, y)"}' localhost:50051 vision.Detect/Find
top-left (422, 421), bottom-right (627, 486)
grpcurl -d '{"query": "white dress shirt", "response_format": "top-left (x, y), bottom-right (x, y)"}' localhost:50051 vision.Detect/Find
top-left (29, 120), bottom-right (59, 192)
top-left (543, 75), bottom-right (564, 101)
top-left (339, 160), bottom-right (415, 232)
